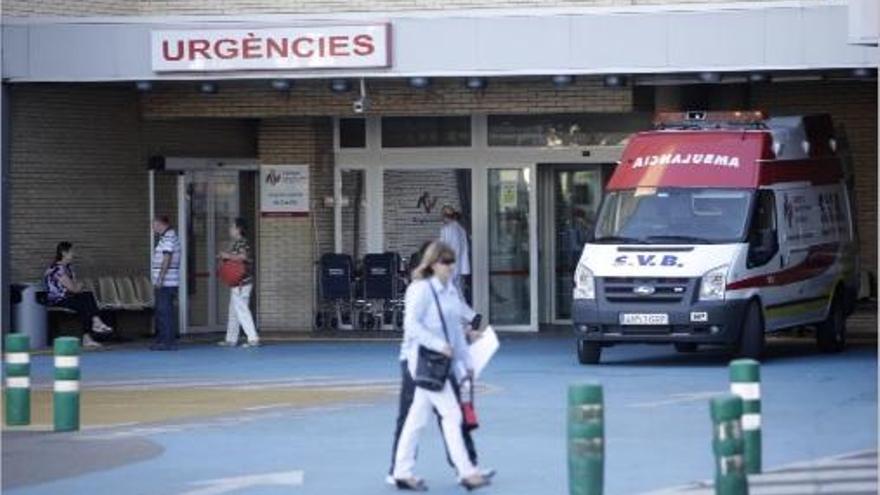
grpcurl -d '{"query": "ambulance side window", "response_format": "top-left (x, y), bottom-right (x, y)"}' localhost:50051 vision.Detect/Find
top-left (747, 190), bottom-right (779, 268)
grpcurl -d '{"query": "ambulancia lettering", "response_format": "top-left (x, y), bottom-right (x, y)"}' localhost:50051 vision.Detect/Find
top-left (632, 154), bottom-right (741, 169)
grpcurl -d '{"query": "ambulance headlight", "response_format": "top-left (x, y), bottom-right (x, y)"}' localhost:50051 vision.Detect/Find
top-left (699, 265), bottom-right (729, 301)
top-left (574, 264), bottom-right (595, 300)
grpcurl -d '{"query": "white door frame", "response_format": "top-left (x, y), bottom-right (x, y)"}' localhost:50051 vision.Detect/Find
top-left (148, 158), bottom-right (259, 335)
top-left (334, 115), bottom-right (622, 332)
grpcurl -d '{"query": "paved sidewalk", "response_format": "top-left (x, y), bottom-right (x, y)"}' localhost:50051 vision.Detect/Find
top-left (645, 450), bottom-right (878, 495)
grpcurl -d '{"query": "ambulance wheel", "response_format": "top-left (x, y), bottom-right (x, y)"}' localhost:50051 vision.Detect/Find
top-left (577, 339), bottom-right (601, 365)
top-left (674, 342), bottom-right (698, 353)
top-left (738, 301), bottom-right (765, 359)
top-left (817, 293), bottom-right (846, 353)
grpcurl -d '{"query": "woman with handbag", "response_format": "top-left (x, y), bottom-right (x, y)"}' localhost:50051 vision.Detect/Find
top-left (218, 218), bottom-right (260, 348)
top-left (391, 241), bottom-right (490, 492)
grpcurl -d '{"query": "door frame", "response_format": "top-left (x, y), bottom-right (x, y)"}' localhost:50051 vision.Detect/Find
top-left (538, 164), bottom-right (608, 325)
top-left (334, 115), bottom-right (622, 332)
top-left (149, 158), bottom-right (259, 335)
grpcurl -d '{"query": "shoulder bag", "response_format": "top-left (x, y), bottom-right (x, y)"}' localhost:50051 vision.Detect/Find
top-left (413, 283), bottom-right (452, 391)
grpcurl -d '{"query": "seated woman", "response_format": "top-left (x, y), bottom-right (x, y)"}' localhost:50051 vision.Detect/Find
top-left (44, 242), bottom-right (113, 348)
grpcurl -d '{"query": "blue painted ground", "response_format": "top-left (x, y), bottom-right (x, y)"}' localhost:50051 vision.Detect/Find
top-left (6, 335), bottom-right (877, 495)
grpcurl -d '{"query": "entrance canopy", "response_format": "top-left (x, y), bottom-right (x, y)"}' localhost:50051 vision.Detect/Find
top-left (2, 2), bottom-right (877, 82)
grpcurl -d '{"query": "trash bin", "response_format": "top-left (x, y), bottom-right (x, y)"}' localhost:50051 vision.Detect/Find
top-left (10, 283), bottom-right (48, 349)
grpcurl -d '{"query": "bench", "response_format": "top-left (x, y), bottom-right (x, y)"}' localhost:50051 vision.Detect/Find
top-left (47, 275), bottom-right (155, 339)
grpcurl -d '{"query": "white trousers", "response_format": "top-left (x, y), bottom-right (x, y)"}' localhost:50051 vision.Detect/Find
top-left (225, 284), bottom-right (259, 344)
top-left (392, 380), bottom-right (477, 480)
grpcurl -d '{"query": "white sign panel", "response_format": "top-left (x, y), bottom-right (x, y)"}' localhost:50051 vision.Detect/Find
top-left (152, 25), bottom-right (391, 72)
top-left (261, 165), bottom-right (310, 217)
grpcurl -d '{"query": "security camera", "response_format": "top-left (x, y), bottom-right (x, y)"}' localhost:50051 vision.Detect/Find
top-left (352, 97), bottom-right (368, 114)
top-left (352, 78), bottom-right (369, 114)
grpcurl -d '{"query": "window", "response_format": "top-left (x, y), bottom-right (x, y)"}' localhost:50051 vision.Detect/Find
top-left (381, 117), bottom-right (471, 148)
top-left (339, 118), bottom-right (366, 148)
top-left (747, 190), bottom-right (778, 268)
top-left (488, 113), bottom-right (650, 147)
top-left (595, 188), bottom-right (752, 244)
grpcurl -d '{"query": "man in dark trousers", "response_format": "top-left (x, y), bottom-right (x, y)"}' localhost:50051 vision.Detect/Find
top-left (151, 216), bottom-right (181, 351)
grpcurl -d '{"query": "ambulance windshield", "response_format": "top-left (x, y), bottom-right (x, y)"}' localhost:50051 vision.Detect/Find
top-left (594, 188), bottom-right (753, 244)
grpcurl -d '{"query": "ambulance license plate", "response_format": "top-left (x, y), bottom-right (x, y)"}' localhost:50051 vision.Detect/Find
top-left (619, 313), bottom-right (669, 326)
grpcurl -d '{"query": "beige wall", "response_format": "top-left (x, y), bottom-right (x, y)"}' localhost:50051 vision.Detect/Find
top-left (9, 85), bottom-right (144, 283)
top-left (8, 84), bottom-right (258, 285)
top-left (3, 0), bottom-right (786, 17)
top-left (256, 118), bottom-right (333, 331)
top-left (142, 78), bottom-right (632, 119)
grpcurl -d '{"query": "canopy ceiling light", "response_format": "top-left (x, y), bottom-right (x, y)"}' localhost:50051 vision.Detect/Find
top-left (199, 82), bottom-right (217, 94)
top-left (852, 67), bottom-right (876, 79)
top-left (748, 72), bottom-right (772, 83)
top-left (135, 81), bottom-right (153, 92)
top-left (408, 77), bottom-right (431, 89)
top-left (271, 79), bottom-right (292, 91)
top-left (698, 72), bottom-right (723, 84)
top-left (330, 79), bottom-right (351, 93)
top-left (603, 75), bottom-right (627, 87)
top-left (465, 77), bottom-right (487, 90)
top-left (551, 75), bottom-right (575, 87)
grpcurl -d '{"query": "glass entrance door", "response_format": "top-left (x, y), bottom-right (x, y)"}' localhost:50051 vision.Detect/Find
top-left (539, 166), bottom-right (604, 323)
top-left (183, 171), bottom-right (242, 333)
top-left (487, 168), bottom-right (535, 328)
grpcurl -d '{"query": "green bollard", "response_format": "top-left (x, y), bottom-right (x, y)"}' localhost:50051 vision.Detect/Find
top-left (568, 383), bottom-right (604, 495)
top-left (5, 334), bottom-right (31, 426)
top-left (53, 337), bottom-right (80, 432)
top-left (730, 359), bottom-right (761, 474)
top-left (710, 394), bottom-right (748, 495)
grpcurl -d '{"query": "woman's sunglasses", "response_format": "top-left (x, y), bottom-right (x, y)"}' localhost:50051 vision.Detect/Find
top-left (438, 257), bottom-right (456, 265)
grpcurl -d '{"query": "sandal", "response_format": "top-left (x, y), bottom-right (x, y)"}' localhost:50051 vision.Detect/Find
top-left (460, 474), bottom-right (490, 491)
top-left (395, 477), bottom-right (428, 491)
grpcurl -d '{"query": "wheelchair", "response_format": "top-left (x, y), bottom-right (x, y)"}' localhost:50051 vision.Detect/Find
top-left (358, 252), bottom-right (407, 331)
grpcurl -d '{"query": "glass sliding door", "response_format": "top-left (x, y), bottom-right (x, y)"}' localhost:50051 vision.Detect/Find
top-left (488, 169), bottom-right (532, 326)
top-left (552, 168), bottom-right (602, 321)
top-left (182, 171), bottom-right (244, 333)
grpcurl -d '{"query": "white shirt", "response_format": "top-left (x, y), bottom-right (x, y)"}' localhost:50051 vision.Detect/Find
top-left (152, 228), bottom-right (181, 287)
top-left (439, 220), bottom-right (471, 276)
top-left (400, 277), bottom-right (475, 379)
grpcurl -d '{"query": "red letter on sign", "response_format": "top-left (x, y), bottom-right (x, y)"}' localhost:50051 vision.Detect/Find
top-left (266, 37), bottom-right (289, 58)
top-left (353, 35), bottom-right (375, 56)
top-left (188, 39), bottom-right (212, 60)
top-left (214, 39), bottom-right (239, 59)
top-left (329, 36), bottom-right (349, 56)
top-left (162, 40), bottom-right (185, 61)
top-left (292, 37), bottom-right (314, 58)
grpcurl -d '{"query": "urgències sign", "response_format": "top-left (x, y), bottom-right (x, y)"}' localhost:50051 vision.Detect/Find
top-left (151, 24), bottom-right (391, 72)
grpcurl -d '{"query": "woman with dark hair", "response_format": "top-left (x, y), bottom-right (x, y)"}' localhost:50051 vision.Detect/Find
top-left (44, 242), bottom-right (112, 348)
top-left (218, 217), bottom-right (259, 347)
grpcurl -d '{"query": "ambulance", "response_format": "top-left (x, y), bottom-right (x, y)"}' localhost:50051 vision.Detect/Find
top-left (573, 111), bottom-right (859, 364)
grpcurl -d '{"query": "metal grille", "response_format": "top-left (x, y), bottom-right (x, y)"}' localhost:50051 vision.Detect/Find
top-left (601, 277), bottom-right (693, 304)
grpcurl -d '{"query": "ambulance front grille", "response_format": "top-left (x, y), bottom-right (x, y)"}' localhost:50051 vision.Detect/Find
top-left (601, 277), bottom-right (693, 304)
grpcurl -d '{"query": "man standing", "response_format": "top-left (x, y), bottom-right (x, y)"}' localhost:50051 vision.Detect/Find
top-left (151, 216), bottom-right (181, 351)
top-left (439, 205), bottom-right (471, 303)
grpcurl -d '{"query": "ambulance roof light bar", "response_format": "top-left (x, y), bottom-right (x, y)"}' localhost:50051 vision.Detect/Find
top-left (654, 110), bottom-right (768, 129)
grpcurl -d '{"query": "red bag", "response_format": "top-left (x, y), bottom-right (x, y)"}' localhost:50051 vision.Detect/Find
top-left (460, 377), bottom-right (479, 430)
top-left (218, 260), bottom-right (246, 287)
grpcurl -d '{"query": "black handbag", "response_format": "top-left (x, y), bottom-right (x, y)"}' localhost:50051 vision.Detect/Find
top-left (413, 284), bottom-right (452, 392)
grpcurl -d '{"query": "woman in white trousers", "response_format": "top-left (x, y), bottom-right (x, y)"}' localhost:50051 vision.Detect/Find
top-left (391, 241), bottom-right (490, 492)
top-left (218, 218), bottom-right (260, 348)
